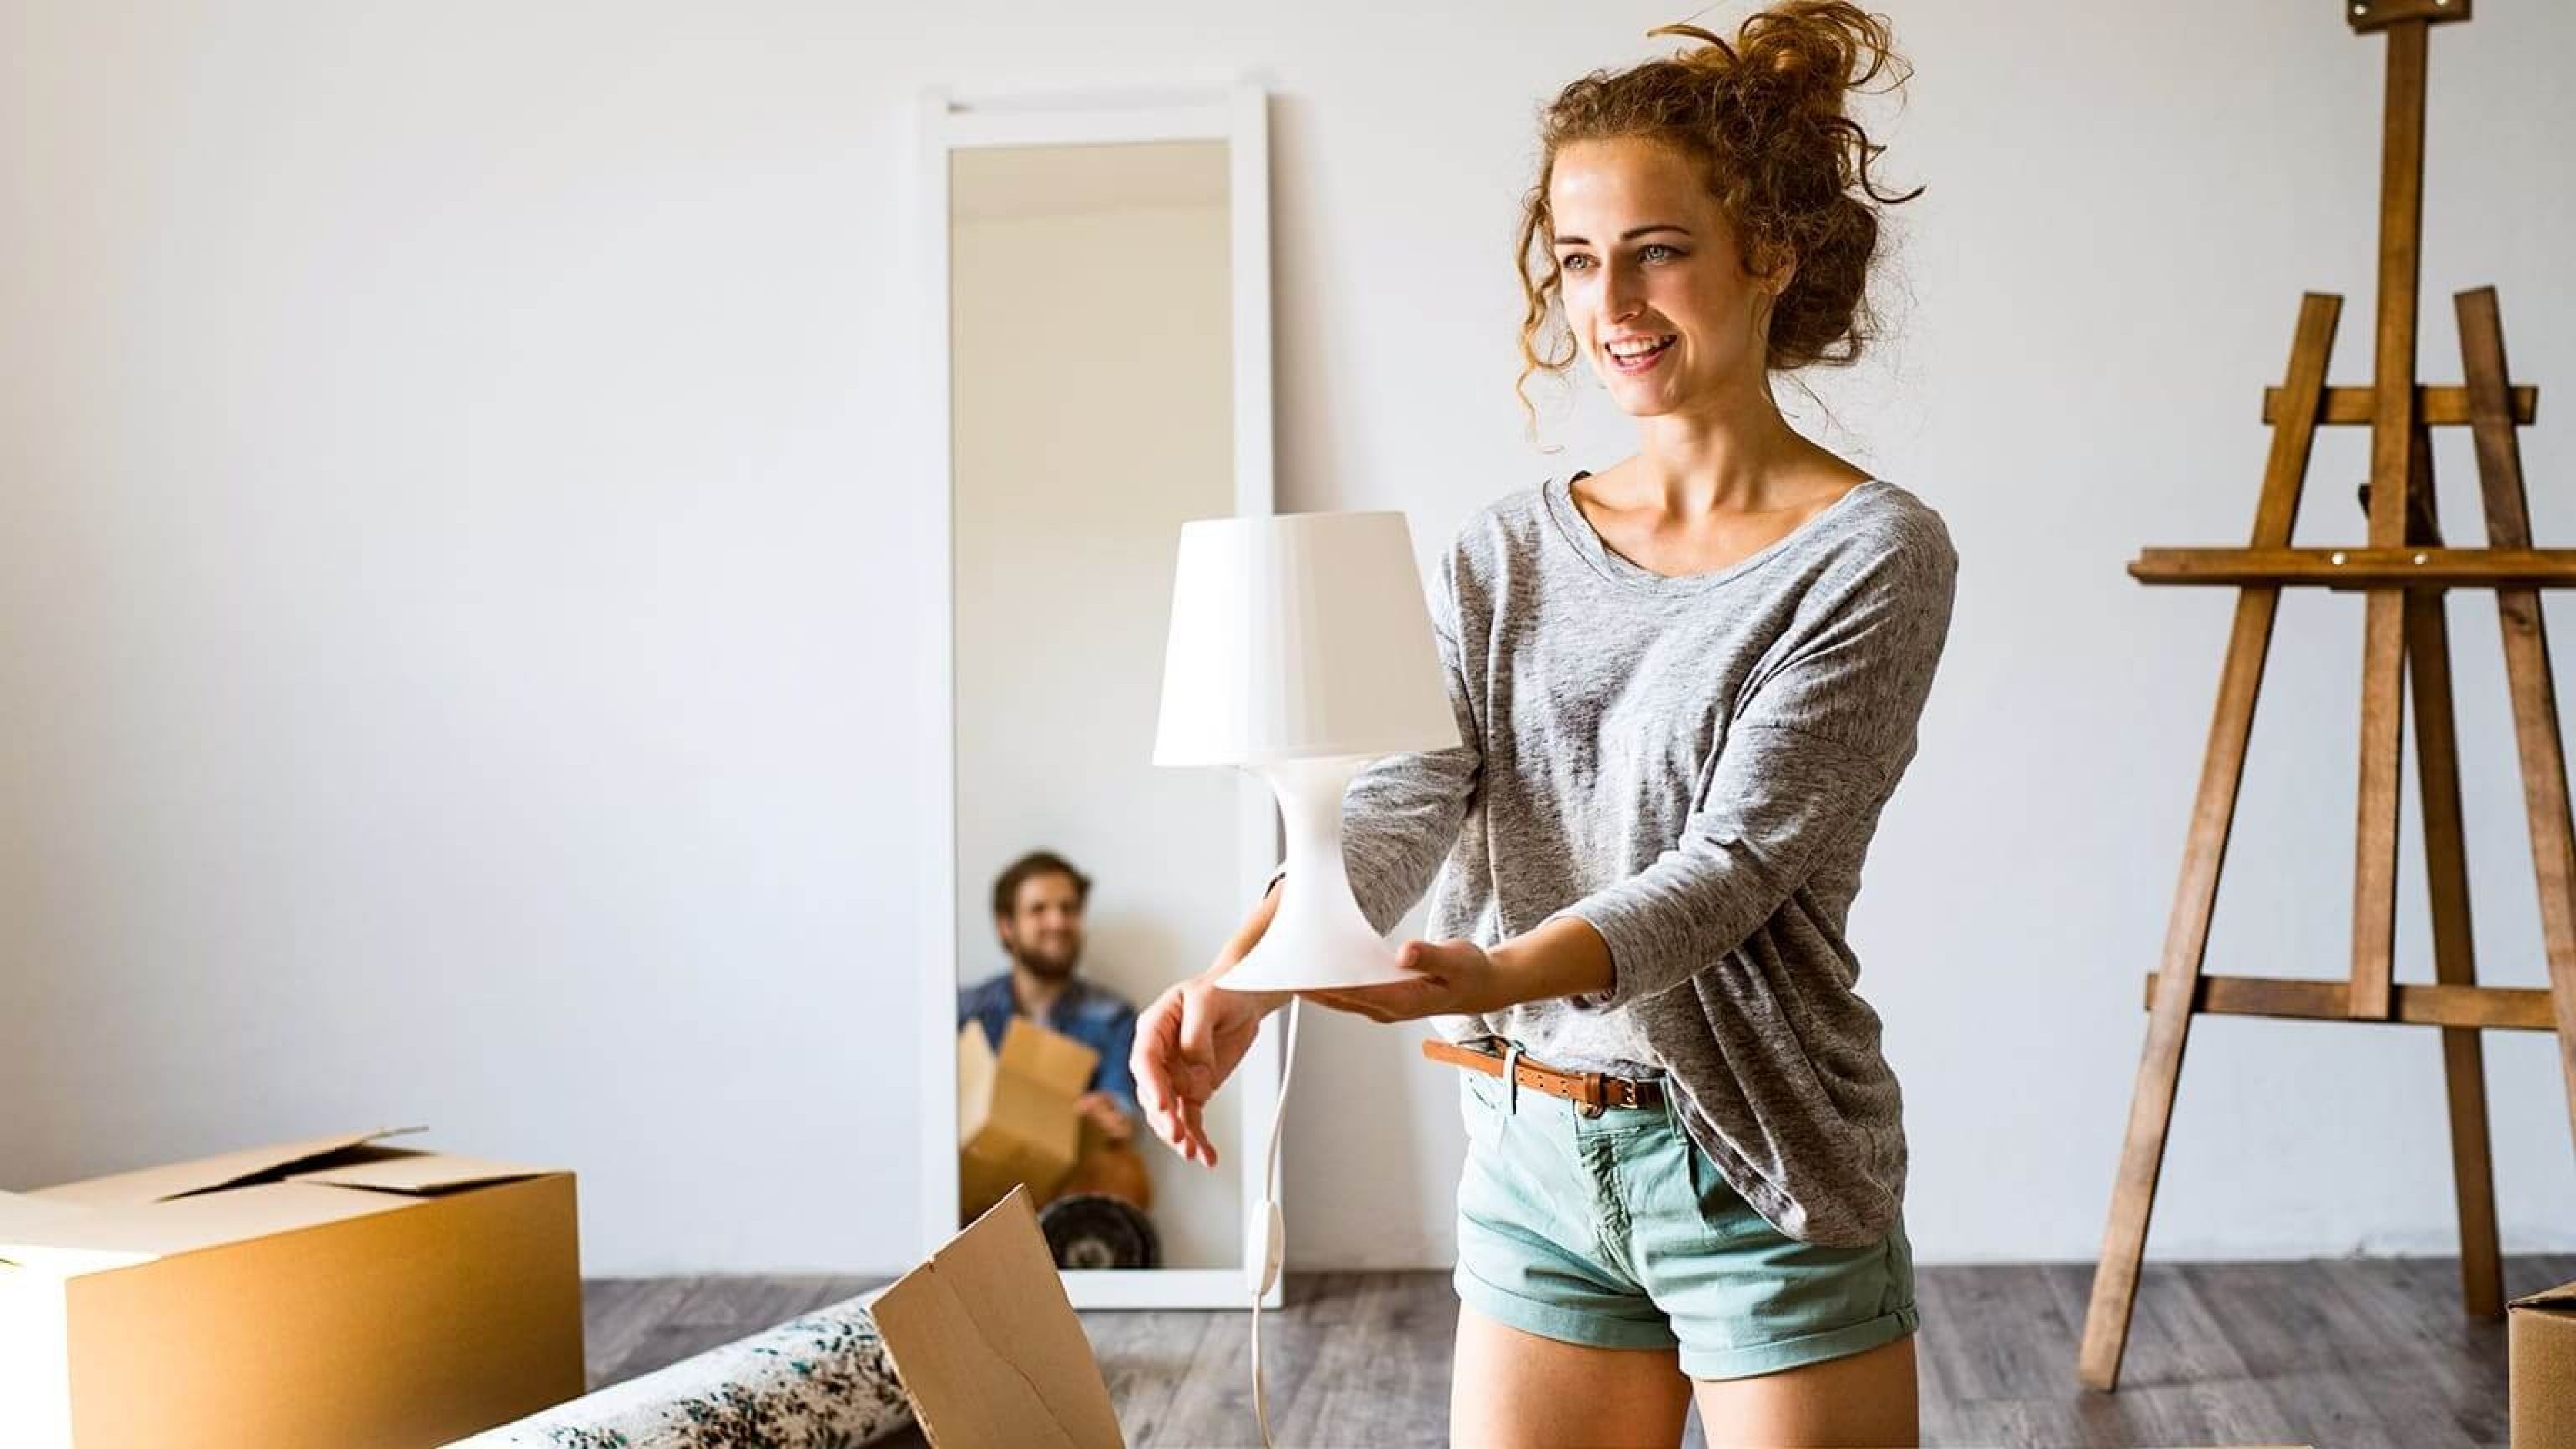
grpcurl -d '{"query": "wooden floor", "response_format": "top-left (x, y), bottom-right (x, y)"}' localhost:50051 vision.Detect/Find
top-left (582, 1253), bottom-right (2572, 1447)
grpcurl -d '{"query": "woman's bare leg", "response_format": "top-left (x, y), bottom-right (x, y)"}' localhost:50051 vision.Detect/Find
top-left (1449, 1303), bottom-right (1693, 1448)
top-left (1690, 1332), bottom-right (1918, 1448)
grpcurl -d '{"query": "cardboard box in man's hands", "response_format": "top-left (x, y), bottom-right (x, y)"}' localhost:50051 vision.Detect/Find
top-left (956, 1017), bottom-right (1100, 1220)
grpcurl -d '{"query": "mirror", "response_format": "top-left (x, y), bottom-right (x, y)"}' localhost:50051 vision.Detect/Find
top-left (916, 86), bottom-right (1281, 1309)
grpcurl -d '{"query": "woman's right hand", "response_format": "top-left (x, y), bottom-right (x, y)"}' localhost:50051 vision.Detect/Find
top-left (1131, 969), bottom-right (1280, 1168)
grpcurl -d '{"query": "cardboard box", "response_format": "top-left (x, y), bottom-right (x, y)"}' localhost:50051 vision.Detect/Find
top-left (957, 1017), bottom-right (1099, 1221)
top-left (2512, 1278), bottom-right (2576, 1448)
top-left (0, 1128), bottom-right (584, 1448)
top-left (873, 1187), bottom-right (1124, 1448)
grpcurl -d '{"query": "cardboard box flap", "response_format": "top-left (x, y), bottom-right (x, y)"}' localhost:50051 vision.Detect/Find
top-left (2511, 1277), bottom-right (2576, 1313)
top-left (25, 1127), bottom-right (427, 1208)
top-left (872, 1187), bottom-right (1123, 1449)
top-left (286, 1150), bottom-right (552, 1195)
top-left (0, 1239), bottom-right (156, 1277)
top-left (0, 1189), bottom-right (91, 1236)
top-left (0, 1190), bottom-right (148, 1275)
top-left (1000, 1017), bottom-right (1100, 1099)
top-left (0, 1182), bottom-right (417, 1275)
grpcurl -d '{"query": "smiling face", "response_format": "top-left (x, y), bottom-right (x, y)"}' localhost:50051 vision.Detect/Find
top-left (1546, 136), bottom-right (1787, 416)
top-left (997, 869), bottom-right (1085, 982)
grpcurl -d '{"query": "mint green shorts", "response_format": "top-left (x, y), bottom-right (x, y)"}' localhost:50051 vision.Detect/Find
top-left (1452, 1058), bottom-right (1918, 1381)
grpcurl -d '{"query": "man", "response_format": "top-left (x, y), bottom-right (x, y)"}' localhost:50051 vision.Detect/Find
top-left (957, 850), bottom-right (1141, 1146)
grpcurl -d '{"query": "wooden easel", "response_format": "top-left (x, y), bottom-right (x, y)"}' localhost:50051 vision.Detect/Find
top-left (2078, 0), bottom-right (2576, 1391)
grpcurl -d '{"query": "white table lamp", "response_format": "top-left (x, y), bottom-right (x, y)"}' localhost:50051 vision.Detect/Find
top-left (1153, 511), bottom-right (1461, 993)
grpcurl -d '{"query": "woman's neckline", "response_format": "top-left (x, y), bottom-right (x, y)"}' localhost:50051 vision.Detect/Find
top-left (1543, 468), bottom-right (1888, 595)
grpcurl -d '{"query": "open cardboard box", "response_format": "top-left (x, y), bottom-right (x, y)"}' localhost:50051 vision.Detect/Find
top-left (2512, 1277), bottom-right (2576, 1448)
top-left (957, 1016), bottom-right (1100, 1222)
top-left (0, 1127), bottom-right (583, 1448)
top-left (873, 1185), bottom-right (1126, 1448)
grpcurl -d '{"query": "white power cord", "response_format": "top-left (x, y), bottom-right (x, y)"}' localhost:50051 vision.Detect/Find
top-left (1249, 996), bottom-right (1301, 1448)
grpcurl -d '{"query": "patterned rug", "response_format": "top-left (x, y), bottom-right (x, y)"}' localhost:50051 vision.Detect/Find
top-left (449, 1293), bottom-right (915, 1448)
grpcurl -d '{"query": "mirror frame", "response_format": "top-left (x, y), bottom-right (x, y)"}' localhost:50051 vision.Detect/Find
top-left (913, 79), bottom-right (1284, 1310)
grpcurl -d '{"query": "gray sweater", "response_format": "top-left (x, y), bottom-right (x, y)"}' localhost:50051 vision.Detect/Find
top-left (1336, 470), bottom-right (1957, 1246)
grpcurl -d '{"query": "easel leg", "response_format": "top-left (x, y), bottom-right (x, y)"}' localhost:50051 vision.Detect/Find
top-left (2077, 598), bottom-right (2261, 1393)
top-left (2351, 10), bottom-right (2430, 1024)
top-left (2410, 592), bottom-right (2505, 1316)
top-left (2078, 294), bottom-right (2342, 1391)
top-left (2399, 427), bottom-right (2504, 1319)
top-left (2458, 286), bottom-right (2576, 1172)
top-left (2353, 580), bottom-right (2408, 1022)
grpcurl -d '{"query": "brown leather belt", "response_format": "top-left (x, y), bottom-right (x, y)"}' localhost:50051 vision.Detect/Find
top-left (1422, 1038), bottom-right (1664, 1118)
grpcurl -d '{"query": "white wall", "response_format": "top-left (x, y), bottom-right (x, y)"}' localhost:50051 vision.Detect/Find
top-left (3, 0), bottom-right (2571, 1274)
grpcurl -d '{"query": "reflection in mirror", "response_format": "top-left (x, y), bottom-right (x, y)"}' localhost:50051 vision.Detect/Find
top-left (947, 140), bottom-right (1244, 1271)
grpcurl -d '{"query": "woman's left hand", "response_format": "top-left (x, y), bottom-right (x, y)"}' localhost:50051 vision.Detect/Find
top-left (1302, 938), bottom-right (1527, 1022)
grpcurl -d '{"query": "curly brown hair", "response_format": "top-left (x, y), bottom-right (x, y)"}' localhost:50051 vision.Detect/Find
top-left (1513, 2), bottom-right (1922, 439)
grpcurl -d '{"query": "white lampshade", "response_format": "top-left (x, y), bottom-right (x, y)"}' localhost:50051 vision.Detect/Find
top-left (1152, 511), bottom-right (1460, 992)
top-left (1153, 512), bottom-right (1460, 768)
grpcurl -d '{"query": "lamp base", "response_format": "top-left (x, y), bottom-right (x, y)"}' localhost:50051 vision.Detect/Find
top-left (1209, 755), bottom-right (1421, 994)
top-left (1216, 932), bottom-right (1417, 994)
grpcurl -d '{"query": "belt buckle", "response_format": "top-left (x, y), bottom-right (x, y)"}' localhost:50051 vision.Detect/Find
top-left (1574, 1073), bottom-right (1609, 1118)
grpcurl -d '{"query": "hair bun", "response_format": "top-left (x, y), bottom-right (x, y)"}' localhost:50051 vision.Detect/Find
top-left (1651, 3), bottom-right (1903, 117)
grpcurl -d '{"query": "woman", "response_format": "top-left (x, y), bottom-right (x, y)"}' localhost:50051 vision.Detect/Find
top-left (1132, 5), bottom-right (1953, 1445)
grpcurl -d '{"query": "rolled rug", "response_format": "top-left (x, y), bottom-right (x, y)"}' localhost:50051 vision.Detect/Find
top-left (447, 1293), bottom-right (915, 1448)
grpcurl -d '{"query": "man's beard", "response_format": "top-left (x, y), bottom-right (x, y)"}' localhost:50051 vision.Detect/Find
top-left (1012, 941), bottom-right (1079, 982)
